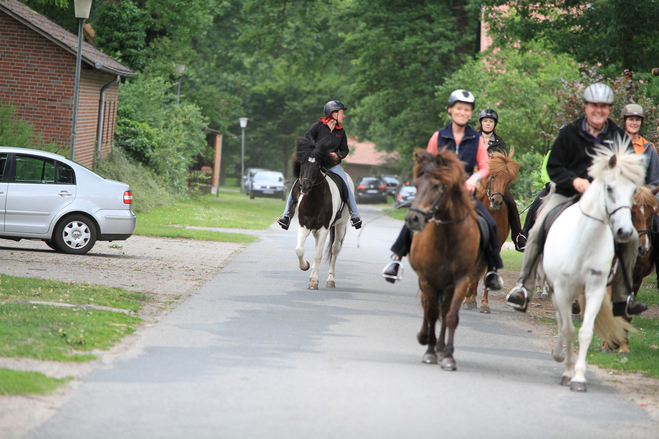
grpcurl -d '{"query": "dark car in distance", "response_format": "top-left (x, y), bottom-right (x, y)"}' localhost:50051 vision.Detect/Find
top-left (381, 175), bottom-right (400, 196)
top-left (393, 183), bottom-right (416, 208)
top-left (355, 176), bottom-right (388, 203)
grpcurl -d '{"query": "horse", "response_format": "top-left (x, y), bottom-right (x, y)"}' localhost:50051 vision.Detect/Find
top-left (406, 148), bottom-right (487, 370)
top-left (602, 185), bottom-right (658, 356)
top-left (543, 140), bottom-right (645, 392)
top-left (463, 148), bottom-right (520, 313)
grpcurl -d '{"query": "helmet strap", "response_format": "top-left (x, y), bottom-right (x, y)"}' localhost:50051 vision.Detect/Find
top-left (481, 128), bottom-right (493, 135)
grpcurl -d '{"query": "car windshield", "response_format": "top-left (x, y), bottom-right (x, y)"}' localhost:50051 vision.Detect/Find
top-left (383, 177), bottom-right (399, 184)
top-left (400, 186), bottom-right (416, 194)
top-left (253, 172), bottom-right (283, 183)
top-left (360, 178), bottom-right (381, 185)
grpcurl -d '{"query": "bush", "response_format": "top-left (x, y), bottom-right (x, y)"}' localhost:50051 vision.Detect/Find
top-left (93, 148), bottom-right (173, 214)
top-left (0, 102), bottom-right (64, 154)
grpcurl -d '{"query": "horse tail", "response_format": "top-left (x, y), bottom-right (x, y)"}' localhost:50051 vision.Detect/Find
top-left (324, 227), bottom-right (336, 263)
top-left (577, 293), bottom-right (635, 347)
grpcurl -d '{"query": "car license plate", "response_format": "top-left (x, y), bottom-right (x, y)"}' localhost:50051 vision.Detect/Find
top-left (367, 189), bottom-right (378, 193)
top-left (263, 190), bottom-right (274, 194)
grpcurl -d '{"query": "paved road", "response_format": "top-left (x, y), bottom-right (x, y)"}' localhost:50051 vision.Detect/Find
top-left (28, 205), bottom-right (657, 439)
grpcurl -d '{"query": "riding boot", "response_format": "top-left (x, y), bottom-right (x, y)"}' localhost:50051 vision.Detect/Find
top-left (382, 255), bottom-right (403, 283)
top-left (484, 270), bottom-right (503, 290)
top-left (278, 180), bottom-right (299, 230)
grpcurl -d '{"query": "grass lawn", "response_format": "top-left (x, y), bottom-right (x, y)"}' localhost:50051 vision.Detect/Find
top-left (0, 368), bottom-right (71, 395)
top-left (135, 190), bottom-right (285, 242)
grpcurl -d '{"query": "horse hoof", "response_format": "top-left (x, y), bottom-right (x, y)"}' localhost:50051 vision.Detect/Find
top-left (301, 261), bottom-right (310, 271)
top-left (480, 306), bottom-right (490, 314)
top-left (326, 281), bottom-right (335, 288)
top-left (570, 381), bottom-right (587, 392)
top-left (618, 351), bottom-right (628, 358)
top-left (540, 292), bottom-right (549, 301)
top-left (417, 333), bottom-right (429, 346)
top-left (560, 376), bottom-right (571, 386)
top-left (422, 353), bottom-right (437, 364)
top-left (463, 302), bottom-right (475, 311)
top-left (441, 357), bottom-right (457, 371)
top-left (308, 282), bottom-right (318, 290)
top-left (602, 347), bottom-right (613, 354)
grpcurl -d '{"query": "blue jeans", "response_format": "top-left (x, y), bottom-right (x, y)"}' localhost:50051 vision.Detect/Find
top-left (282, 164), bottom-right (360, 218)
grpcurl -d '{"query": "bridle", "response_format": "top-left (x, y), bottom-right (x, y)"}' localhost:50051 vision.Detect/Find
top-left (486, 176), bottom-right (505, 203)
top-left (578, 184), bottom-right (631, 226)
top-left (409, 183), bottom-right (474, 225)
top-left (299, 157), bottom-right (327, 193)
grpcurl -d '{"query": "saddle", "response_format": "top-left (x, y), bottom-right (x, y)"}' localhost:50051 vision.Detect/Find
top-left (326, 170), bottom-right (350, 205)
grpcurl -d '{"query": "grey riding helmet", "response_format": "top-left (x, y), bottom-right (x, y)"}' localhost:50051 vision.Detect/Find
top-left (324, 100), bottom-right (347, 116)
top-left (621, 103), bottom-right (644, 119)
top-left (479, 108), bottom-right (498, 126)
top-left (583, 83), bottom-right (614, 104)
top-left (447, 89), bottom-right (475, 109)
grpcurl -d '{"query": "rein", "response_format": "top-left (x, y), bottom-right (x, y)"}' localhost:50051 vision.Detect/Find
top-left (486, 176), bottom-right (505, 201)
top-left (578, 187), bottom-right (631, 225)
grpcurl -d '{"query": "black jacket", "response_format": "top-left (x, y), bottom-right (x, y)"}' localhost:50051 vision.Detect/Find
top-left (547, 117), bottom-right (627, 197)
top-left (485, 133), bottom-right (507, 155)
top-left (305, 120), bottom-right (349, 163)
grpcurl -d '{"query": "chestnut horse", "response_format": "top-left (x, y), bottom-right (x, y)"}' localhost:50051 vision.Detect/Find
top-left (602, 186), bottom-right (658, 356)
top-left (406, 149), bottom-right (487, 370)
top-left (464, 149), bottom-right (520, 313)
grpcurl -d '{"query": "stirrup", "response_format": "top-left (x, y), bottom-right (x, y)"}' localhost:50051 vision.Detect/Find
top-left (351, 216), bottom-right (362, 229)
top-left (505, 286), bottom-right (529, 312)
top-left (277, 215), bottom-right (290, 230)
top-left (515, 234), bottom-right (527, 252)
top-left (382, 260), bottom-right (403, 283)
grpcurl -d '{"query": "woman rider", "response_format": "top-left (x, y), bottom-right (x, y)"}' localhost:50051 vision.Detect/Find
top-left (382, 90), bottom-right (504, 290)
top-left (277, 100), bottom-right (362, 230)
top-left (478, 108), bottom-right (526, 251)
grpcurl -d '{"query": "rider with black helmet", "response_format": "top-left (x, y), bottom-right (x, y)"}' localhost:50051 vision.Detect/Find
top-left (277, 100), bottom-right (362, 230)
top-left (478, 109), bottom-right (507, 155)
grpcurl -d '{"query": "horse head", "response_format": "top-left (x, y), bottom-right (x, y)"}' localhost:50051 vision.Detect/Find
top-left (632, 186), bottom-right (659, 257)
top-left (587, 137), bottom-right (646, 243)
top-left (293, 137), bottom-right (337, 195)
top-left (406, 148), bottom-right (470, 232)
top-left (484, 147), bottom-right (520, 211)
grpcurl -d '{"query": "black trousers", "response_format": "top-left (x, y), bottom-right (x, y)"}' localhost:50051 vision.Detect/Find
top-left (391, 197), bottom-right (503, 270)
top-left (522, 183), bottom-right (551, 238)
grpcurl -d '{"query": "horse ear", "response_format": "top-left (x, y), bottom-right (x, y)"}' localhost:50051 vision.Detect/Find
top-left (608, 155), bottom-right (617, 168)
top-left (413, 149), bottom-right (426, 164)
top-left (435, 153), bottom-right (444, 167)
top-left (653, 185), bottom-right (659, 196)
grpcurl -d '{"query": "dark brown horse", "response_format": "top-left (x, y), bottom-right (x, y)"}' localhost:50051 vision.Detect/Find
top-left (406, 148), bottom-right (487, 370)
top-left (464, 149), bottom-right (520, 313)
top-left (602, 186), bottom-right (658, 356)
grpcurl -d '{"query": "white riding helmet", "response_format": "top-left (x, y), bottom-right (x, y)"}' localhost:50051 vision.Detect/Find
top-left (447, 89), bottom-right (475, 109)
top-left (583, 83), bottom-right (614, 105)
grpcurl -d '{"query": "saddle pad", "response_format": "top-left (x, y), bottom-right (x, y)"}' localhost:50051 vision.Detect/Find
top-left (537, 195), bottom-right (580, 252)
top-left (476, 215), bottom-right (490, 252)
top-left (326, 171), bottom-right (349, 204)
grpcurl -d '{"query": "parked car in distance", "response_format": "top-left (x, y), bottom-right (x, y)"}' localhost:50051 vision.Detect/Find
top-left (393, 183), bottom-right (416, 208)
top-left (355, 176), bottom-right (388, 203)
top-left (381, 174), bottom-right (400, 196)
top-left (249, 170), bottom-right (287, 200)
top-left (242, 167), bottom-right (266, 194)
top-left (0, 147), bottom-right (136, 255)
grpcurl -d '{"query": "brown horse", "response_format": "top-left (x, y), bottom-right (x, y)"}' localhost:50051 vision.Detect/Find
top-left (406, 148), bottom-right (487, 370)
top-left (463, 149), bottom-right (520, 313)
top-left (602, 186), bottom-right (658, 356)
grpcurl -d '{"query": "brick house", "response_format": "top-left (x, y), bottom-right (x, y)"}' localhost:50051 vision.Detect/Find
top-left (0, 0), bottom-right (135, 168)
top-left (342, 137), bottom-right (399, 182)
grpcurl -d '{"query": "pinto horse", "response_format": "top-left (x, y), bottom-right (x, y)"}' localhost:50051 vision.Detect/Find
top-left (292, 137), bottom-right (352, 290)
top-left (406, 148), bottom-right (487, 370)
top-left (464, 149), bottom-right (520, 313)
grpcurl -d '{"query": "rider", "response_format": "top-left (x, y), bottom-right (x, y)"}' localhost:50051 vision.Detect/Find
top-left (478, 108), bottom-right (526, 251)
top-left (505, 83), bottom-right (648, 317)
top-left (623, 103), bottom-right (659, 188)
top-left (277, 100), bottom-right (362, 230)
top-left (382, 90), bottom-right (504, 290)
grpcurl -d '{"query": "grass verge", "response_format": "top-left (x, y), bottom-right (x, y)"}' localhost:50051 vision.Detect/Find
top-left (0, 368), bottom-right (71, 395)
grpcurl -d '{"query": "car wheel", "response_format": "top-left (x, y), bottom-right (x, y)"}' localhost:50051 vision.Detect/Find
top-left (250, 193), bottom-right (255, 199)
top-left (44, 240), bottom-right (61, 252)
top-left (53, 214), bottom-right (97, 255)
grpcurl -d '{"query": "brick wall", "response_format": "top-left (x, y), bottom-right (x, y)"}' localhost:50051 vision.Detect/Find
top-left (0, 12), bottom-right (118, 168)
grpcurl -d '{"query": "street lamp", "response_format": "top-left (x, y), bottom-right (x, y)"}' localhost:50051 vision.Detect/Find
top-left (239, 117), bottom-right (248, 193)
top-left (70, 0), bottom-right (93, 161)
top-left (174, 62), bottom-right (186, 104)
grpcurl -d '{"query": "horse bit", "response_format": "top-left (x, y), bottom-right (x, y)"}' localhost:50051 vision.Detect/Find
top-left (486, 176), bottom-right (504, 202)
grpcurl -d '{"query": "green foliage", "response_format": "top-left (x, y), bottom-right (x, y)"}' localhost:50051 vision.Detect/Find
top-left (513, 151), bottom-right (546, 202)
top-left (93, 148), bottom-right (173, 214)
top-left (0, 101), bottom-right (65, 154)
top-left (0, 368), bottom-right (71, 395)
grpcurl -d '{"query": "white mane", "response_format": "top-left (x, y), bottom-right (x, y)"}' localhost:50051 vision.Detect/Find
top-left (588, 135), bottom-right (646, 187)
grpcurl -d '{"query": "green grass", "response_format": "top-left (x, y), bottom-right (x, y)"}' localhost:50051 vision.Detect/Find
top-left (501, 249), bottom-right (524, 271)
top-left (0, 368), bottom-right (71, 395)
top-left (134, 191), bottom-right (284, 241)
top-left (636, 274), bottom-right (659, 307)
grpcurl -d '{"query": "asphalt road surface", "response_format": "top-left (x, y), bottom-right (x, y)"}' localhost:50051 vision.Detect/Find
top-left (27, 205), bottom-right (658, 439)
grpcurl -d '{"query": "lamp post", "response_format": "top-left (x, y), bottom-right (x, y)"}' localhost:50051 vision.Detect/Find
top-left (174, 62), bottom-right (186, 104)
top-left (239, 117), bottom-right (248, 192)
top-left (70, 0), bottom-right (93, 161)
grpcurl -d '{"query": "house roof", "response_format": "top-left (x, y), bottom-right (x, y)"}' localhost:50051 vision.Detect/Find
top-left (0, 0), bottom-right (135, 77)
top-left (344, 137), bottom-right (399, 166)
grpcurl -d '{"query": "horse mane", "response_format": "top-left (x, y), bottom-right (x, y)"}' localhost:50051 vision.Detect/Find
top-left (413, 147), bottom-right (473, 213)
top-left (487, 145), bottom-right (520, 182)
top-left (633, 186), bottom-right (658, 208)
top-left (588, 136), bottom-right (646, 187)
top-left (292, 136), bottom-right (336, 178)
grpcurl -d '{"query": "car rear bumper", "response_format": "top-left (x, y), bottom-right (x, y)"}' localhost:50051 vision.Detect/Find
top-left (95, 209), bottom-right (137, 236)
top-left (252, 190), bottom-right (285, 198)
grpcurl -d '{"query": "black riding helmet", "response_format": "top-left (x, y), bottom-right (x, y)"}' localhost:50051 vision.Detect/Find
top-left (324, 100), bottom-right (347, 116)
top-left (479, 109), bottom-right (498, 126)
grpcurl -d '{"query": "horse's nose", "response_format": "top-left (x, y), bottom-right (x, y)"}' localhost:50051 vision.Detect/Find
top-left (405, 211), bottom-right (425, 232)
top-left (615, 226), bottom-right (633, 242)
top-left (301, 182), bottom-right (312, 194)
top-left (489, 197), bottom-right (503, 211)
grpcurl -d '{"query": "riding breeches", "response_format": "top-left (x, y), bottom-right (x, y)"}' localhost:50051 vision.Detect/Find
top-left (327, 164), bottom-right (359, 217)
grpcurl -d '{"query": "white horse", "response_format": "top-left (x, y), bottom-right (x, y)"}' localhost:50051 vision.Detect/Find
top-left (293, 137), bottom-right (351, 290)
top-left (543, 139), bottom-right (645, 392)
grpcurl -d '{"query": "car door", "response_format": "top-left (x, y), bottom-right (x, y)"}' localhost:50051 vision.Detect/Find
top-left (0, 154), bottom-right (8, 232)
top-left (4, 154), bottom-right (77, 235)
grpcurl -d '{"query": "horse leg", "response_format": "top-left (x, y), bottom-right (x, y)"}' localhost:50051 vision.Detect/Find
top-left (440, 280), bottom-right (470, 371)
top-left (308, 228), bottom-right (329, 290)
top-left (480, 284), bottom-right (490, 314)
top-left (420, 282), bottom-right (439, 364)
top-left (551, 282), bottom-right (574, 385)
top-left (618, 316), bottom-right (632, 358)
top-left (463, 282), bottom-right (477, 310)
top-left (326, 223), bottom-right (347, 288)
top-left (571, 282), bottom-right (607, 392)
top-left (296, 227), bottom-right (312, 271)
top-left (537, 265), bottom-right (550, 300)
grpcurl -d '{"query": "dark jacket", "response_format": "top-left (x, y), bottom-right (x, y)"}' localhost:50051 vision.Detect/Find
top-left (547, 117), bottom-right (627, 197)
top-left (305, 119), bottom-right (349, 163)
top-left (437, 123), bottom-right (480, 175)
top-left (638, 138), bottom-right (659, 189)
top-left (485, 132), bottom-right (507, 155)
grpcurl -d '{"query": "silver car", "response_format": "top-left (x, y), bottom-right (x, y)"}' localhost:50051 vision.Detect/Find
top-left (0, 147), bottom-right (136, 255)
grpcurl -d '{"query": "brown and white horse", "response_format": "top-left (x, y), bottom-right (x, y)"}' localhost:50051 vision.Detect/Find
top-left (463, 149), bottom-right (520, 313)
top-left (406, 148), bottom-right (487, 370)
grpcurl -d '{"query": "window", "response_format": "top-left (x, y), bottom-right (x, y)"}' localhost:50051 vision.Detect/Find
top-left (15, 155), bottom-right (55, 183)
top-left (0, 154), bottom-right (7, 181)
top-left (56, 162), bottom-right (75, 184)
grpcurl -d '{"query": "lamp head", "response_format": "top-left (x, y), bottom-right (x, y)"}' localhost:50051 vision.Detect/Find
top-left (74, 0), bottom-right (93, 19)
top-left (239, 117), bottom-right (249, 128)
top-left (174, 62), bottom-right (186, 76)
